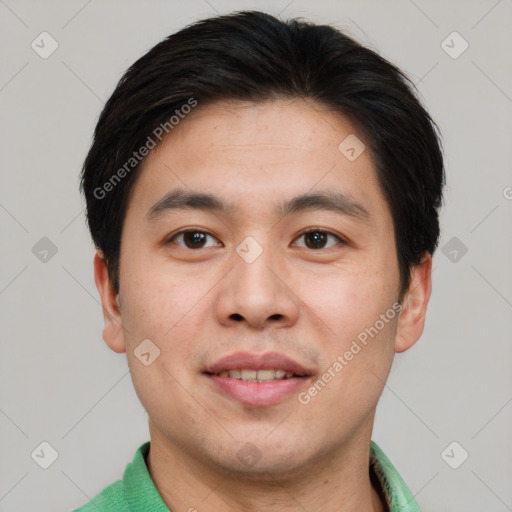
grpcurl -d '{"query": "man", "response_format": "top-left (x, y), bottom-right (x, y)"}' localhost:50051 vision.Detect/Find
top-left (76, 10), bottom-right (444, 512)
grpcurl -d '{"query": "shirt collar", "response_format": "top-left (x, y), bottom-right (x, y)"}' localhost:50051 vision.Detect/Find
top-left (122, 441), bottom-right (169, 511)
top-left (370, 441), bottom-right (421, 512)
top-left (122, 441), bottom-right (420, 512)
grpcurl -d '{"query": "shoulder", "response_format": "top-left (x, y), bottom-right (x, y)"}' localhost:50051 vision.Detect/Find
top-left (73, 479), bottom-right (126, 511)
top-left (72, 441), bottom-right (152, 512)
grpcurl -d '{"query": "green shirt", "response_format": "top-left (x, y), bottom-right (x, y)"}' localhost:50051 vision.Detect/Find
top-left (73, 440), bottom-right (420, 512)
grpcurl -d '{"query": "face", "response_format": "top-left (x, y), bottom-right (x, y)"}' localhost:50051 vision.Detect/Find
top-left (95, 98), bottom-right (431, 477)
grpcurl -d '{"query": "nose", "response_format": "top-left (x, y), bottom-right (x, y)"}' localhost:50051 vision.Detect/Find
top-left (215, 238), bottom-right (301, 330)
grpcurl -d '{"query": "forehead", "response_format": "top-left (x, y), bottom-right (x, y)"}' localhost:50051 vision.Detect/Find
top-left (171, 98), bottom-right (364, 155)
top-left (124, 98), bottom-right (390, 230)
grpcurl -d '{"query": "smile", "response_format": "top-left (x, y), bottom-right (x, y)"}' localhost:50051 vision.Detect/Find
top-left (214, 369), bottom-right (300, 382)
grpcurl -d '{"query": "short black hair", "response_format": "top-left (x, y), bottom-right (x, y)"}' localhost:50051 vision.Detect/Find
top-left (80, 10), bottom-right (445, 302)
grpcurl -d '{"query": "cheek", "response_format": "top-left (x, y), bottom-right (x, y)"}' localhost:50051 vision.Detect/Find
top-left (298, 271), bottom-right (397, 431)
top-left (300, 262), bottom-right (396, 345)
top-left (121, 259), bottom-right (205, 340)
top-left (119, 261), bottom-right (213, 409)
top-left (122, 266), bottom-right (207, 425)
top-left (297, 262), bottom-right (398, 403)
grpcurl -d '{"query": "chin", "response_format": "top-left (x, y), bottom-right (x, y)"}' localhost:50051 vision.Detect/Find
top-left (206, 439), bottom-right (318, 481)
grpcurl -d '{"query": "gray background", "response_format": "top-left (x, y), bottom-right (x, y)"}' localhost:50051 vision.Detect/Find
top-left (1, 0), bottom-right (511, 510)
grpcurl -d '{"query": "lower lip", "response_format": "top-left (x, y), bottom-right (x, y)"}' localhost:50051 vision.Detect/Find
top-left (206, 374), bottom-right (309, 406)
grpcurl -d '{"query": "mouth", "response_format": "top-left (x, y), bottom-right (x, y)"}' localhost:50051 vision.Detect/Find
top-left (203, 351), bottom-right (314, 406)
top-left (205, 368), bottom-right (308, 381)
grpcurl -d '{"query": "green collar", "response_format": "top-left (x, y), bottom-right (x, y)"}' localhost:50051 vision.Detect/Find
top-left (81, 440), bottom-right (420, 511)
top-left (370, 441), bottom-right (421, 511)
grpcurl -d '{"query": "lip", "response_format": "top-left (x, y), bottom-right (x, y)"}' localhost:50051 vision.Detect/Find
top-left (204, 351), bottom-right (313, 407)
top-left (207, 375), bottom-right (310, 406)
top-left (204, 351), bottom-right (312, 376)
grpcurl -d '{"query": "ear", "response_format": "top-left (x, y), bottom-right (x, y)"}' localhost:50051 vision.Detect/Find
top-left (394, 252), bottom-right (433, 353)
top-left (93, 249), bottom-right (126, 354)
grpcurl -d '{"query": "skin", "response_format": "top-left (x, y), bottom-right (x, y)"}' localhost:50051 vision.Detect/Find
top-left (94, 98), bottom-right (432, 512)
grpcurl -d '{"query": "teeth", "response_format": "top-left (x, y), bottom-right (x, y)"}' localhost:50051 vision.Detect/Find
top-left (217, 369), bottom-right (297, 382)
top-left (239, 369), bottom-right (257, 381)
top-left (255, 369), bottom-right (275, 381)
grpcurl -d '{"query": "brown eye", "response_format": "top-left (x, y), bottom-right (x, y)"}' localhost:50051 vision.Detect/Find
top-left (167, 230), bottom-right (219, 249)
top-left (294, 229), bottom-right (344, 250)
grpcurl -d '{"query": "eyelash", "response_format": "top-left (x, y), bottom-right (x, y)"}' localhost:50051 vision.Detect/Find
top-left (164, 227), bottom-right (346, 250)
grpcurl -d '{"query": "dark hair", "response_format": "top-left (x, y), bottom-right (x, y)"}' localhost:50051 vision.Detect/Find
top-left (80, 10), bottom-right (444, 302)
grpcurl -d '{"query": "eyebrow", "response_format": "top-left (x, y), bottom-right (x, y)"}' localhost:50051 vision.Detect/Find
top-left (146, 187), bottom-right (370, 223)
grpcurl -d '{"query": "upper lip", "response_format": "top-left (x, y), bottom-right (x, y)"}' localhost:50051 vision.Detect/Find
top-left (204, 351), bottom-right (313, 376)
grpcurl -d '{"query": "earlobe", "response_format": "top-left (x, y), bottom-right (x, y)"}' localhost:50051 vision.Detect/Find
top-left (394, 253), bottom-right (433, 353)
top-left (93, 249), bottom-right (127, 354)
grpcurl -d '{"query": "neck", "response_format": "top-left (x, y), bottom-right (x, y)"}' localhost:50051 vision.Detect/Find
top-left (146, 422), bottom-right (386, 512)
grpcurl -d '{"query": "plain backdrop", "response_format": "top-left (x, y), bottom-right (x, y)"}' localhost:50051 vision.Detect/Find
top-left (1, 1), bottom-right (511, 511)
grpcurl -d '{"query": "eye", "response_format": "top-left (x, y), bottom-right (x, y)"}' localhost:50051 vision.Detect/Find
top-left (293, 228), bottom-right (345, 250)
top-left (166, 229), bottom-right (221, 249)
top-left (164, 228), bottom-right (345, 251)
